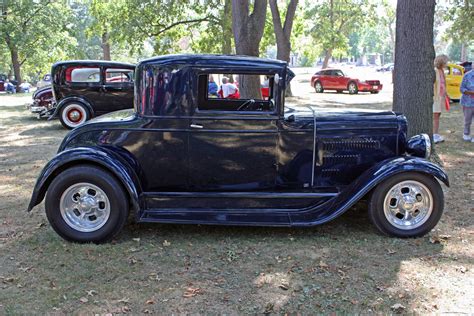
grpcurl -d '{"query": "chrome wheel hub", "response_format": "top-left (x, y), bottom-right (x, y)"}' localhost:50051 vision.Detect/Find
top-left (60, 182), bottom-right (110, 232)
top-left (383, 180), bottom-right (433, 230)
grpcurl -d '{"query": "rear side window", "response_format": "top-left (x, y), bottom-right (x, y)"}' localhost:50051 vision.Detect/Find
top-left (197, 73), bottom-right (275, 112)
top-left (105, 68), bottom-right (134, 83)
top-left (65, 67), bottom-right (100, 83)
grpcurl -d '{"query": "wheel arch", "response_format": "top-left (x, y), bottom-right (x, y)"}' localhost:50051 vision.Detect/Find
top-left (48, 97), bottom-right (94, 120)
top-left (291, 157), bottom-right (448, 226)
top-left (28, 147), bottom-right (141, 214)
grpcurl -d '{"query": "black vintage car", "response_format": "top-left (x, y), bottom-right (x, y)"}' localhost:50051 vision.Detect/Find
top-left (28, 54), bottom-right (448, 243)
top-left (49, 60), bottom-right (135, 129)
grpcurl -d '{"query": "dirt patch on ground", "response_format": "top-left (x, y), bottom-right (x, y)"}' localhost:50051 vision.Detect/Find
top-left (0, 90), bottom-right (472, 313)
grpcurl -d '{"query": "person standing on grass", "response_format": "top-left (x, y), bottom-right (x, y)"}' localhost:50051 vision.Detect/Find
top-left (433, 55), bottom-right (449, 144)
top-left (460, 69), bottom-right (474, 142)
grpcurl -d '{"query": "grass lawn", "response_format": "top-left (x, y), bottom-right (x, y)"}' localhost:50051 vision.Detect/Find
top-left (0, 98), bottom-right (472, 314)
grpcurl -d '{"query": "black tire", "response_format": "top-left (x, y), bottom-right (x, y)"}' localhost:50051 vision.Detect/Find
top-left (314, 81), bottom-right (324, 93)
top-left (336, 90), bottom-right (343, 93)
top-left (368, 172), bottom-right (444, 238)
top-left (45, 165), bottom-right (129, 243)
top-left (59, 102), bottom-right (90, 129)
top-left (347, 81), bottom-right (358, 94)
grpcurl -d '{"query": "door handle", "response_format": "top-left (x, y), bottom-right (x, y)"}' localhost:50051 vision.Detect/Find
top-left (190, 124), bottom-right (203, 129)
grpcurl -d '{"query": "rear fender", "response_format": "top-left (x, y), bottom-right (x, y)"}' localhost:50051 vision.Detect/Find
top-left (292, 156), bottom-right (449, 225)
top-left (27, 147), bottom-right (141, 213)
top-left (48, 97), bottom-right (94, 120)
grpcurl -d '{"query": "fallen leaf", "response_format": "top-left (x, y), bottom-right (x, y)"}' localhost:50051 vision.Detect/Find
top-left (264, 302), bottom-right (274, 314)
top-left (163, 240), bottom-right (171, 247)
top-left (318, 261), bottom-right (328, 268)
top-left (121, 306), bottom-right (131, 313)
top-left (457, 266), bottom-right (468, 273)
top-left (145, 299), bottom-right (155, 305)
top-left (279, 282), bottom-right (289, 290)
top-left (117, 297), bottom-right (130, 304)
top-left (133, 238), bottom-right (140, 242)
top-left (391, 303), bottom-right (406, 313)
top-left (183, 287), bottom-right (203, 297)
top-left (387, 249), bottom-right (397, 255)
top-left (87, 290), bottom-right (97, 296)
top-left (79, 297), bottom-right (88, 303)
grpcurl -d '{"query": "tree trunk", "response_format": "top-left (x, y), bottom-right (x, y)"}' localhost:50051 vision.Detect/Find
top-left (5, 34), bottom-right (22, 86)
top-left (232, 0), bottom-right (267, 99)
top-left (269, 0), bottom-right (298, 97)
top-left (322, 49), bottom-right (333, 69)
top-left (221, 0), bottom-right (232, 54)
top-left (393, 0), bottom-right (435, 138)
top-left (102, 32), bottom-right (111, 61)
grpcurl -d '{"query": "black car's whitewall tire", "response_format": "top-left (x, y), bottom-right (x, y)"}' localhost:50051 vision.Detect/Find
top-left (59, 102), bottom-right (90, 129)
top-left (368, 172), bottom-right (444, 237)
top-left (45, 165), bottom-right (129, 243)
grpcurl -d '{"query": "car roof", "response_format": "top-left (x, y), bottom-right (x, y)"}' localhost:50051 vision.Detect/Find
top-left (138, 54), bottom-right (288, 69)
top-left (52, 60), bottom-right (135, 68)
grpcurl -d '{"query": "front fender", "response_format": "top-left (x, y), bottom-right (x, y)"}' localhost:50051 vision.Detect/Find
top-left (48, 97), bottom-right (94, 120)
top-left (27, 147), bottom-right (141, 213)
top-left (292, 156), bottom-right (449, 225)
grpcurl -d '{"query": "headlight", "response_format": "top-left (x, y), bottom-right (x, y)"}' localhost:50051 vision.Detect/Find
top-left (406, 133), bottom-right (431, 159)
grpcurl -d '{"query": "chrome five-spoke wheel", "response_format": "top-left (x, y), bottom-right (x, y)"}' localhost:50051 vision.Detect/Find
top-left (60, 182), bottom-right (111, 232)
top-left (368, 172), bottom-right (444, 237)
top-left (383, 180), bottom-right (433, 230)
top-left (45, 165), bottom-right (129, 243)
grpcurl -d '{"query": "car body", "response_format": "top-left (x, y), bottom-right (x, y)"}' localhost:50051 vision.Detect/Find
top-left (445, 63), bottom-right (464, 101)
top-left (376, 63), bottom-right (394, 72)
top-left (27, 86), bottom-right (55, 117)
top-left (48, 60), bottom-right (135, 129)
top-left (37, 73), bottom-right (52, 89)
top-left (28, 54), bottom-right (447, 243)
top-left (311, 68), bottom-right (383, 94)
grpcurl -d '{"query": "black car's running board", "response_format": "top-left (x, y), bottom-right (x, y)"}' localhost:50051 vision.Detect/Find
top-left (141, 191), bottom-right (338, 199)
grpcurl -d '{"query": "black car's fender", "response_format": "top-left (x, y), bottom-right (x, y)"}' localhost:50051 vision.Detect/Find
top-left (48, 96), bottom-right (95, 120)
top-left (27, 147), bottom-right (141, 213)
top-left (291, 156), bottom-right (449, 225)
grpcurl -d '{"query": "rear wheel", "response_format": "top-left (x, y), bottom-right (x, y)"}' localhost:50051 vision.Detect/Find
top-left (348, 82), bottom-right (358, 94)
top-left (314, 81), bottom-right (324, 93)
top-left (59, 102), bottom-right (90, 129)
top-left (368, 172), bottom-right (444, 237)
top-left (45, 165), bottom-right (129, 243)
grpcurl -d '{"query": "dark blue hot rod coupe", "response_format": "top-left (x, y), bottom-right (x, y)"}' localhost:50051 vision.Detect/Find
top-left (28, 55), bottom-right (448, 243)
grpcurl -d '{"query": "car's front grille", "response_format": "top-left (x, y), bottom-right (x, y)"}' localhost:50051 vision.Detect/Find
top-left (322, 139), bottom-right (381, 151)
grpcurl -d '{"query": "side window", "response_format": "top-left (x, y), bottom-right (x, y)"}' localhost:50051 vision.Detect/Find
top-left (105, 68), bottom-right (134, 83)
top-left (452, 68), bottom-right (462, 76)
top-left (66, 67), bottom-right (100, 83)
top-left (198, 73), bottom-right (276, 112)
top-left (444, 68), bottom-right (450, 76)
top-left (334, 70), bottom-right (344, 77)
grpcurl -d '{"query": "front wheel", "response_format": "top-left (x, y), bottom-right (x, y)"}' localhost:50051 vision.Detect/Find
top-left (348, 82), bottom-right (358, 94)
top-left (59, 102), bottom-right (90, 129)
top-left (368, 172), bottom-right (444, 237)
top-left (45, 165), bottom-right (129, 243)
top-left (314, 81), bottom-right (324, 93)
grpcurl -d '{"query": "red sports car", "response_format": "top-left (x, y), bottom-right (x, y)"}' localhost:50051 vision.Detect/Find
top-left (310, 68), bottom-right (383, 94)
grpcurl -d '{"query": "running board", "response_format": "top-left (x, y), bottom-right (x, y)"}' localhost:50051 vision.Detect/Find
top-left (141, 191), bottom-right (338, 199)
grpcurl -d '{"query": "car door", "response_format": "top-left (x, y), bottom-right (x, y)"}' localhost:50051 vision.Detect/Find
top-left (332, 70), bottom-right (347, 90)
top-left (188, 72), bottom-right (279, 191)
top-left (100, 67), bottom-right (135, 114)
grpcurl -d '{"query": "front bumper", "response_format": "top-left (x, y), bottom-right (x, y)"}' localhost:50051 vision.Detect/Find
top-left (358, 83), bottom-right (383, 92)
top-left (26, 101), bottom-right (56, 119)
